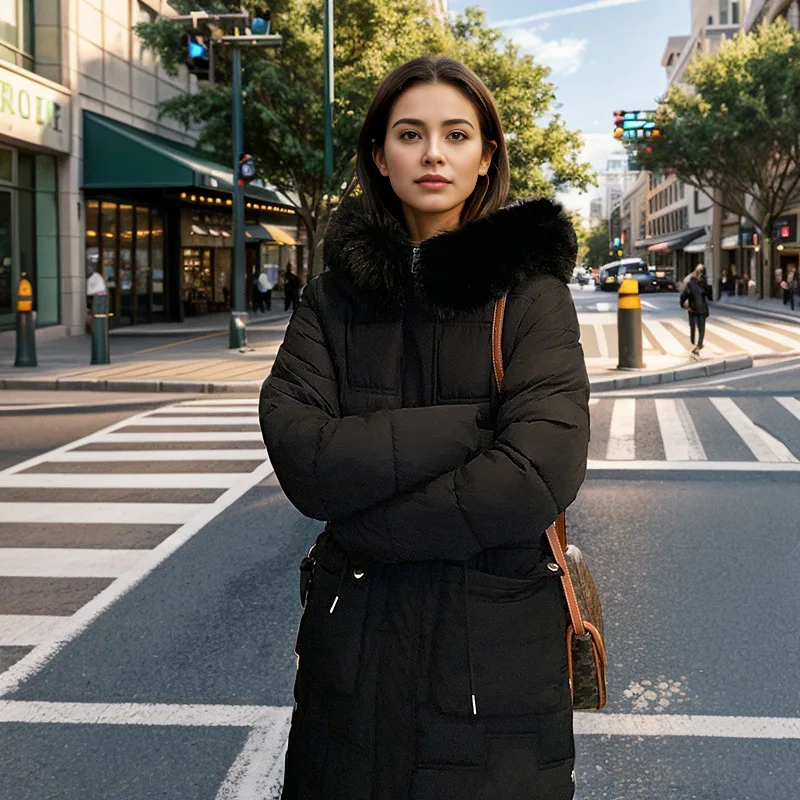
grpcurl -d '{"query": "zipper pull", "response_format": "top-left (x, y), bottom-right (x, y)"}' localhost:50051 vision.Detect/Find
top-left (411, 245), bottom-right (421, 275)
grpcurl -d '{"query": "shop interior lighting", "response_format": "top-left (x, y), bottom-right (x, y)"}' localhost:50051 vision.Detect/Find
top-left (190, 195), bottom-right (196, 201)
top-left (180, 192), bottom-right (187, 199)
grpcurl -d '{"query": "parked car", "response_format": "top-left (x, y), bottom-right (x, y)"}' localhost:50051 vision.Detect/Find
top-left (596, 258), bottom-right (659, 293)
top-left (652, 266), bottom-right (678, 291)
top-left (574, 268), bottom-right (591, 285)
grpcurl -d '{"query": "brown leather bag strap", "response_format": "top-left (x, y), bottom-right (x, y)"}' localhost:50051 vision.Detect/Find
top-left (491, 296), bottom-right (569, 551)
top-left (545, 523), bottom-right (586, 637)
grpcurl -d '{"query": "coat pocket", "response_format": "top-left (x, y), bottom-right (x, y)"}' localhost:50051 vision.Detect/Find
top-left (430, 566), bottom-right (569, 717)
top-left (295, 542), bottom-right (369, 696)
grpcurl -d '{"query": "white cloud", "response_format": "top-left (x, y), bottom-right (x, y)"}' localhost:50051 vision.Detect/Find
top-left (493, 0), bottom-right (644, 29)
top-left (507, 27), bottom-right (588, 75)
top-left (557, 133), bottom-right (627, 220)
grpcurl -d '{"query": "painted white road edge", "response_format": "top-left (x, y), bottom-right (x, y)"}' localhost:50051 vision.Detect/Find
top-left (0, 456), bottom-right (275, 697)
top-left (1, 702), bottom-right (800, 741)
top-left (587, 460), bottom-right (800, 471)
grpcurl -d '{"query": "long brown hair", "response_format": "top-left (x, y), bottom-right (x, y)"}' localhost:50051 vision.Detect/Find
top-left (355, 56), bottom-right (510, 229)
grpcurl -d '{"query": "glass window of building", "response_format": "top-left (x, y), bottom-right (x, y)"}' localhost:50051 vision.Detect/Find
top-left (151, 211), bottom-right (165, 316)
top-left (719, 0), bottom-right (728, 24)
top-left (0, 0), bottom-right (34, 72)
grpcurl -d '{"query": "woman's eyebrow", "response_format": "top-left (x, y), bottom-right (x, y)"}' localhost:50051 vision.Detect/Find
top-left (390, 117), bottom-right (475, 129)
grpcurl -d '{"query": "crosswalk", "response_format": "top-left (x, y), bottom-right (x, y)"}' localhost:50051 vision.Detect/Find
top-left (589, 394), bottom-right (800, 468)
top-left (0, 399), bottom-right (272, 679)
top-left (580, 314), bottom-right (800, 361)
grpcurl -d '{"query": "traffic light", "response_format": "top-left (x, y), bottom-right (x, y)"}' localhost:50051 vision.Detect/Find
top-left (187, 29), bottom-right (210, 80)
top-left (251, 8), bottom-right (271, 34)
top-left (238, 153), bottom-right (256, 186)
top-left (613, 111), bottom-right (625, 140)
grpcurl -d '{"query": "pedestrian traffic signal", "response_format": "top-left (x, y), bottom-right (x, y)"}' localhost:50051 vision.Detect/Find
top-left (187, 29), bottom-right (210, 80)
top-left (238, 153), bottom-right (256, 186)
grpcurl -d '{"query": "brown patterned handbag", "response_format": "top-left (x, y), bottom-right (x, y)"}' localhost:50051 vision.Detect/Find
top-left (492, 295), bottom-right (607, 710)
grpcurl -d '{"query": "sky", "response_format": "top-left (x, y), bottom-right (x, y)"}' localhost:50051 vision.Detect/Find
top-left (447, 0), bottom-right (691, 219)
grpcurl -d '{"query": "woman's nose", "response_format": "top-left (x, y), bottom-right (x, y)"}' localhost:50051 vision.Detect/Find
top-left (423, 142), bottom-right (445, 165)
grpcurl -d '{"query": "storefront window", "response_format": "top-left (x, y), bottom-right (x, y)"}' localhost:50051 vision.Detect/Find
top-left (151, 210), bottom-right (165, 315)
top-left (85, 200), bottom-right (99, 280)
top-left (119, 204), bottom-right (134, 324)
top-left (135, 206), bottom-right (150, 323)
top-left (182, 248), bottom-right (213, 316)
top-left (100, 202), bottom-right (118, 324)
top-left (0, 191), bottom-right (11, 317)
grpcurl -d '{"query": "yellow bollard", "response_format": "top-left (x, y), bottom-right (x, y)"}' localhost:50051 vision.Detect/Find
top-left (617, 278), bottom-right (643, 369)
top-left (14, 273), bottom-right (37, 367)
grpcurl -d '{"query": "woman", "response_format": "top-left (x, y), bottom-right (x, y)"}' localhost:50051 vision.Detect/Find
top-left (680, 265), bottom-right (711, 355)
top-left (260, 56), bottom-right (590, 800)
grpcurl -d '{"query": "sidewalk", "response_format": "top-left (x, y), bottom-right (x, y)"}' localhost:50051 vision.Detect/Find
top-left (715, 293), bottom-right (800, 323)
top-left (1, 305), bottom-right (756, 394)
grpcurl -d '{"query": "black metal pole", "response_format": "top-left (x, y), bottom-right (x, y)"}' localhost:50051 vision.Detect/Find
top-left (229, 42), bottom-right (247, 349)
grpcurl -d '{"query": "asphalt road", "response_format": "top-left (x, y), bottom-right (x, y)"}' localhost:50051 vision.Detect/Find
top-left (0, 361), bottom-right (799, 799)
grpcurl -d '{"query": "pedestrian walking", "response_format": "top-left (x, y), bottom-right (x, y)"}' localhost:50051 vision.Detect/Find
top-left (283, 263), bottom-right (301, 312)
top-left (250, 273), bottom-right (265, 313)
top-left (259, 56), bottom-right (590, 800)
top-left (680, 264), bottom-right (711, 355)
top-left (718, 268), bottom-right (733, 302)
top-left (782, 264), bottom-right (797, 311)
top-left (257, 268), bottom-right (275, 311)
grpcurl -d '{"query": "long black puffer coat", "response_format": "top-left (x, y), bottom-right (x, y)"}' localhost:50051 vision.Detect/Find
top-left (259, 196), bottom-right (590, 800)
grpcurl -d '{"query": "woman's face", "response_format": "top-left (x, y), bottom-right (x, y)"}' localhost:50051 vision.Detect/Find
top-left (373, 82), bottom-right (495, 221)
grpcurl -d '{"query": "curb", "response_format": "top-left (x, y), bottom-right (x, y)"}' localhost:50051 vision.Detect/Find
top-left (107, 312), bottom-right (292, 338)
top-left (588, 354), bottom-right (753, 393)
top-left (716, 302), bottom-right (800, 325)
top-left (0, 377), bottom-right (263, 394)
top-left (1, 356), bottom-right (755, 395)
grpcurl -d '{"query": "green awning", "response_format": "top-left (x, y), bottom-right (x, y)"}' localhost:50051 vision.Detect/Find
top-left (81, 111), bottom-right (290, 206)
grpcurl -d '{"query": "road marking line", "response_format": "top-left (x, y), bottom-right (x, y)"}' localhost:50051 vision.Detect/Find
top-left (0, 701), bottom-right (289, 726)
top-left (0, 502), bottom-right (206, 524)
top-left (655, 398), bottom-right (707, 461)
top-left (147, 407), bottom-right (259, 416)
top-left (643, 320), bottom-right (689, 356)
top-left (706, 322), bottom-right (774, 355)
top-left (710, 397), bottom-right (798, 463)
top-left (641, 300), bottom-right (657, 309)
top-left (606, 398), bottom-right (636, 460)
top-left (593, 324), bottom-right (610, 359)
top-left (587, 460), bottom-right (800, 472)
top-left (0, 458), bottom-right (275, 697)
top-left (716, 316), bottom-right (800, 351)
top-left (175, 399), bottom-right (259, 406)
top-left (44, 450), bottom-right (267, 463)
top-left (0, 616), bottom-right (69, 647)
top-left (1, 407), bottom-right (163, 476)
top-left (98, 432), bottom-right (263, 443)
top-left (0, 473), bottom-right (245, 489)
top-left (0, 549), bottom-right (144, 578)
top-left (215, 712), bottom-right (293, 800)
top-left (123, 416), bottom-right (259, 427)
top-left (1, 702), bottom-right (799, 741)
top-left (775, 396), bottom-right (800, 421)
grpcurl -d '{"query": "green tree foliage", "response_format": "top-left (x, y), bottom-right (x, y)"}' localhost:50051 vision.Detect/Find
top-left (637, 20), bottom-right (800, 294)
top-left (136, 1), bottom-right (594, 272)
top-left (585, 219), bottom-right (610, 269)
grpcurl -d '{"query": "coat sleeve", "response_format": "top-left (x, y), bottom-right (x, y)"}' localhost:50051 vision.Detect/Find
top-left (328, 280), bottom-right (590, 563)
top-left (259, 279), bottom-right (485, 522)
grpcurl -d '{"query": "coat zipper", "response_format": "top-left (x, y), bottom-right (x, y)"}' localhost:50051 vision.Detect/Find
top-left (411, 245), bottom-right (421, 275)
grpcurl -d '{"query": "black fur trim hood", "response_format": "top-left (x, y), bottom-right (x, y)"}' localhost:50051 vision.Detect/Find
top-left (323, 195), bottom-right (577, 313)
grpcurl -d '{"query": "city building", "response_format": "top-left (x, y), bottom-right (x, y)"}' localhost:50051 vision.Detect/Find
top-left (637, 0), bottom-right (749, 282)
top-left (0, 0), bottom-right (302, 336)
top-left (620, 171), bottom-right (648, 260)
top-left (589, 153), bottom-right (639, 224)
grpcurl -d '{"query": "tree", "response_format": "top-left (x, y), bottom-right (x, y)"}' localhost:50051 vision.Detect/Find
top-left (637, 20), bottom-right (800, 297)
top-left (585, 219), bottom-right (610, 270)
top-left (136, 2), bottom-right (595, 275)
top-left (568, 211), bottom-right (589, 266)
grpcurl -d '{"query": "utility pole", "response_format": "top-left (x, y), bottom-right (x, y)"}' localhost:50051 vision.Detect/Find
top-left (172, 11), bottom-right (282, 348)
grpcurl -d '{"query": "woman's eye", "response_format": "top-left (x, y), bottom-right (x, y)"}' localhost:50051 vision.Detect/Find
top-left (448, 131), bottom-right (468, 141)
top-left (400, 130), bottom-right (420, 140)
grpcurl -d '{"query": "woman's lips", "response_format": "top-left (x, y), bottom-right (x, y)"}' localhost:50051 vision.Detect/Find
top-left (416, 179), bottom-right (451, 190)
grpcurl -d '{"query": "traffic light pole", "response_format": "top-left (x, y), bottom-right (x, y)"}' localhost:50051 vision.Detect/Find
top-left (230, 42), bottom-right (247, 349)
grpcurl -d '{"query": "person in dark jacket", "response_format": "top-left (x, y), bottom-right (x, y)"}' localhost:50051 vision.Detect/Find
top-left (260, 56), bottom-right (590, 800)
top-left (283, 263), bottom-right (301, 312)
top-left (680, 265), bottom-right (711, 355)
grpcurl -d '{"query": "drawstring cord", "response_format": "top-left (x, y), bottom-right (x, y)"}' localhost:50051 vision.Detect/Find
top-left (462, 564), bottom-right (478, 716)
top-left (330, 559), bottom-right (349, 614)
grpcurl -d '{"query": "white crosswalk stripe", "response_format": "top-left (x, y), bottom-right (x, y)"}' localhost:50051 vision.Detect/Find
top-left (590, 395), bottom-right (800, 468)
top-left (0, 399), bottom-right (272, 677)
top-left (655, 398), bottom-right (707, 461)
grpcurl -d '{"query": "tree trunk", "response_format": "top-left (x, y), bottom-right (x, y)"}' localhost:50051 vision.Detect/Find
top-left (761, 235), bottom-right (774, 300)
